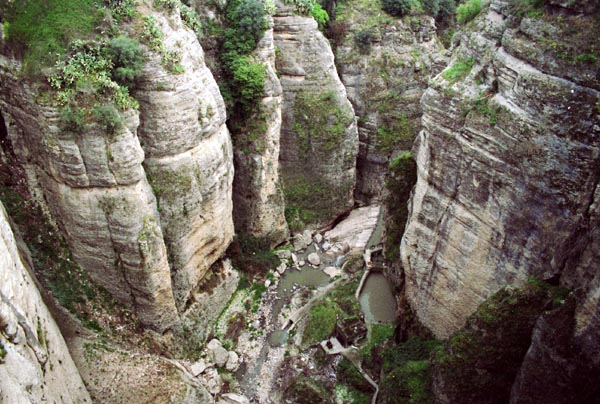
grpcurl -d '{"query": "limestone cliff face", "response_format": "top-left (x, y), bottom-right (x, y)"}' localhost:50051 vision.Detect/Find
top-left (0, 56), bottom-right (179, 331)
top-left (232, 17), bottom-right (290, 245)
top-left (0, 202), bottom-right (91, 403)
top-left (0, 7), bottom-right (234, 329)
top-left (274, 5), bottom-right (359, 229)
top-left (136, 10), bottom-right (234, 310)
top-left (335, 12), bottom-right (446, 203)
top-left (401, 0), bottom-right (599, 339)
top-left (399, 0), bottom-right (600, 399)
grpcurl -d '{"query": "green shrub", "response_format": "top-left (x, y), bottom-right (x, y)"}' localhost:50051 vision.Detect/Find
top-left (381, 0), bottom-right (419, 17)
top-left (107, 36), bottom-right (145, 89)
top-left (311, 3), bottom-right (330, 29)
top-left (421, 0), bottom-right (456, 19)
top-left (141, 15), bottom-right (164, 52)
top-left (235, 0), bottom-right (269, 42)
top-left (442, 56), bottom-right (475, 83)
top-left (104, 0), bottom-right (137, 20)
top-left (60, 106), bottom-right (87, 134)
top-left (456, 0), bottom-right (482, 24)
top-left (180, 3), bottom-right (201, 33)
top-left (230, 57), bottom-right (266, 112)
top-left (354, 28), bottom-right (375, 54)
top-left (93, 104), bottom-right (125, 134)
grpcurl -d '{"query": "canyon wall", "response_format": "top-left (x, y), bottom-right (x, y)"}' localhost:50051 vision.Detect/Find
top-left (274, 4), bottom-right (359, 230)
top-left (398, 0), bottom-right (599, 400)
top-left (0, 7), bottom-right (234, 330)
top-left (0, 202), bottom-right (91, 403)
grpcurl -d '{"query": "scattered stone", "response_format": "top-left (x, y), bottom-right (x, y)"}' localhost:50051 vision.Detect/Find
top-left (190, 359), bottom-right (207, 376)
top-left (323, 266), bottom-right (341, 278)
top-left (264, 279), bottom-right (272, 288)
top-left (225, 351), bottom-right (240, 371)
top-left (274, 271), bottom-right (281, 278)
top-left (276, 262), bottom-right (287, 274)
top-left (275, 249), bottom-right (292, 260)
top-left (299, 260), bottom-right (305, 267)
top-left (307, 253), bottom-right (321, 266)
top-left (322, 241), bottom-right (331, 251)
top-left (314, 233), bottom-right (323, 243)
top-left (218, 393), bottom-right (250, 404)
top-left (207, 339), bottom-right (229, 368)
top-left (291, 253), bottom-right (298, 263)
top-left (202, 367), bottom-right (222, 395)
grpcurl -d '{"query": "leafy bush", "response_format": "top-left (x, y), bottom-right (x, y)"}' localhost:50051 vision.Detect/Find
top-left (107, 36), bottom-right (145, 89)
top-left (60, 106), bottom-right (87, 134)
top-left (104, 0), bottom-right (136, 20)
top-left (421, 0), bottom-right (456, 19)
top-left (235, 0), bottom-right (269, 42)
top-left (180, 3), bottom-right (201, 33)
top-left (381, 0), bottom-right (419, 17)
top-left (354, 28), bottom-right (375, 54)
top-left (456, 0), bottom-right (482, 24)
top-left (229, 57), bottom-right (266, 112)
top-left (141, 15), bottom-right (164, 52)
top-left (93, 104), bottom-right (125, 134)
top-left (311, 3), bottom-right (330, 29)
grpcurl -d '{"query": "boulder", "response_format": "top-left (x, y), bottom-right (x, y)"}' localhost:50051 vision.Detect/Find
top-left (207, 339), bottom-right (229, 368)
top-left (225, 351), bottom-right (240, 372)
top-left (307, 253), bottom-right (321, 266)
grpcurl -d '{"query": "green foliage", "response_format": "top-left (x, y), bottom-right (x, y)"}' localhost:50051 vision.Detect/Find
top-left (304, 301), bottom-right (338, 345)
top-left (385, 152), bottom-right (417, 260)
top-left (180, 3), bottom-right (202, 33)
top-left (284, 375), bottom-right (334, 404)
top-left (311, 3), bottom-right (330, 29)
top-left (153, 0), bottom-right (179, 12)
top-left (229, 57), bottom-right (267, 113)
top-left (0, 341), bottom-right (5, 361)
top-left (354, 28), bottom-right (375, 54)
top-left (60, 105), bottom-right (87, 134)
top-left (3, 0), bottom-right (103, 74)
top-left (162, 50), bottom-right (185, 74)
top-left (465, 91), bottom-right (504, 125)
top-left (431, 281), bottom-right (570, 404)
top-left (442, 56), bottom-right (475, 83)
top-left (283, 174), bottom-right (335, 229)
top-left (235, 0), bottom-right (269, 41)
top-left (107, 36), bottom-right (145, 89)
top-left (141, 15), bottom-right (164, 52)
top-left (337, 358), bottom-right (374, 393)
top-left (456, 0), bottom-right (482, 24)
top-left (293, 90), bottom-right (354, 155)
top-left (104, 0), bottom-right (137, 21)
top-left (508, 0), bottom-right (545, 19)
top-left (93, 104), bottom-right (125, 134)
top-left (376, 114), bottom-right (415, 154)
top-left (381, 0), bottom-right (419, 17)
top-left (227, 234), bottom-right (279, 275)
top-left (421, 0), bottom-right (456, 19)
top-left (381, 360), bottom-right (433, 404)
top-left (220, 0), bottom-right (269, 119)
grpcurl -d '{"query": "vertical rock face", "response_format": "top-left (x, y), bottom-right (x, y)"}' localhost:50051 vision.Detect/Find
top-left (335, 12), bottom-right (446, 203)
top-left (0, 202), bottom-right (91, 403)
top-left (136, 10), bottom-right (234, 310)
top-left (399, 0), bottom-right (600, 399)
top-left (400, 0), bottom-right (600, 337)
top-left (232, 18), bottom-right (290, 245)
top-left (0, 55), bottom-right (179, 331)
top-left (274, 5), bottom-right (359, 230)
top-left (0, 7), bottom-right (235, 328)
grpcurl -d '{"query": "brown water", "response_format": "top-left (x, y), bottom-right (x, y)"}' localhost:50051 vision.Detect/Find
top-left (358, 272), bottom-right (397, 324)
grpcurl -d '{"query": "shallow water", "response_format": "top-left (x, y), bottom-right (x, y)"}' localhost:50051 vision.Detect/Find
top-left (276, 266), bottom-right (330, 297)
top-left (358, 272), bottom-right (397, 324)
top-left (267, 330), bottom-right (289, 347)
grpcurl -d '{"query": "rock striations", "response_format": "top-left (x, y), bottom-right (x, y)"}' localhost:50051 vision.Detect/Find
top-left (232, 16), bottom-right (290, 245)
top-left (274, 3), bottom-right (359, 229)
top-left (399, 0), bottom-right (599, 400)
top-left (0, 202), bottom-right (91, 403)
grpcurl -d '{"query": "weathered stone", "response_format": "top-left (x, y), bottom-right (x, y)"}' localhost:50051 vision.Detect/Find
top-left (276, 262), bottom-right (287, 274)
top-left (206, 339), bottom-right (229, 368)
top-left (323, 266), bottom-right (342, 278)
top-left (201, 367), bottom-right (222, 395)
top-left (137, 11), bottom-right (234, 310)
top-left (314, 233), bottom-right (323, 244)
top-left (274, 7), bottom-right (358, 228)
top-left (232, 16), bottom-right (289, 245)
top-left (190, 359), bottom-right (208, 376)
top-left (307, 253), bottom-right (321, 266)
top-left (225, 351), bottom-right (240, 372)
top-left (0, 203), bottom-right (91, 403)
top-left (218, 393), bottom-right (250, 404)
top-left (324, 205), bottom-right (380, 253)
